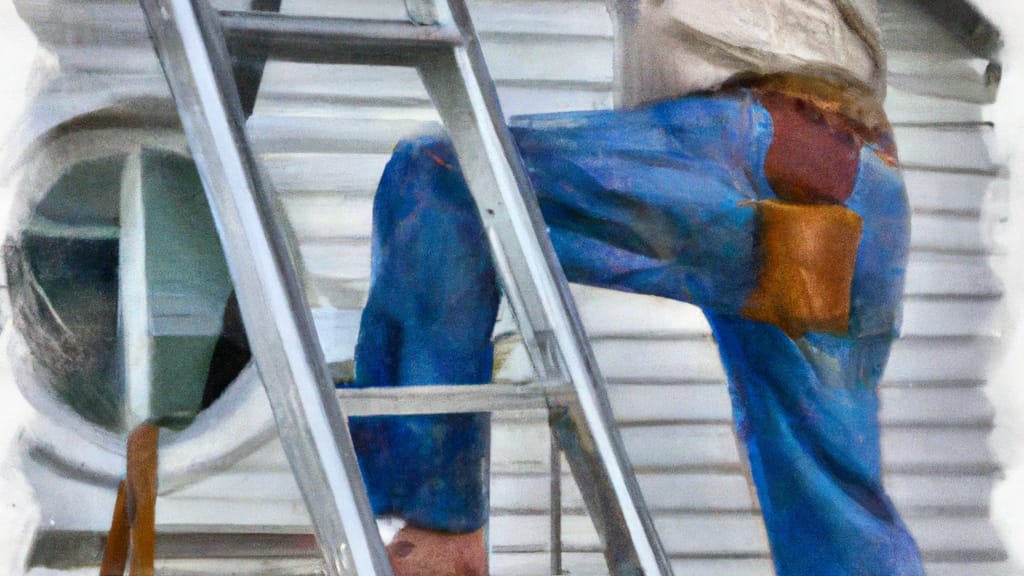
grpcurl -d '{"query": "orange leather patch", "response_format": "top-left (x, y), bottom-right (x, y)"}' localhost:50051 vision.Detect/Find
top-left (742, 200), bottom-right (863, 337)
top-left (760, 90), bottom-right (863, 205)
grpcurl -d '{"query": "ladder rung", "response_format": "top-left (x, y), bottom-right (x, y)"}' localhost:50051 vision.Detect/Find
top-left (218, 11), bottom-right (465, 67)
top-left (335, 382), bottom-right (574, 416)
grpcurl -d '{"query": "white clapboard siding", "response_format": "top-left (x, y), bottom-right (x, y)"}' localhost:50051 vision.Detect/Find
top-left (174, 0), bottom-right (1013, 567)
top-left (13, 0), bottom-right (1014, 574)
top-left (880, 0), bottom-right (999, 103)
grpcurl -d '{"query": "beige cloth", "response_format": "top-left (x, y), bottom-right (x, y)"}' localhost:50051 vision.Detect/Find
top-left (618, 0), bottom-right (885, 106)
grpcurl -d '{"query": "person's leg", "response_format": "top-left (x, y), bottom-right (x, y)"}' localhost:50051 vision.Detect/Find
top-left (351, 93), bottom-right (771, 572)
top-left (351, 135), bottom-right (498, 572)
top-left (706, 142), bottom-right (923, 575)
top-left (709, 317), bottom-right (924, 576)
top-left (350, 87), bottom-right (917, 574)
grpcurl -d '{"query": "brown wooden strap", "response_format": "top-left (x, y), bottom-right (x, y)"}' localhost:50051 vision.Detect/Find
top-left (100, 424), bottom-right (159, 576)
top-left (99, 480), bottom-right (129, 576)
top-left (127, 424), bottom-right (159, 576)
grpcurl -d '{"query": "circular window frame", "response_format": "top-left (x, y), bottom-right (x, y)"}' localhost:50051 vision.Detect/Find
top-left (5, 123), bottom-right (277, 492)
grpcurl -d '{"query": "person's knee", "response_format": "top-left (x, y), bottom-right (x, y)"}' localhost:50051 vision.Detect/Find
top-left (375, 133), bottom-right (470, 219)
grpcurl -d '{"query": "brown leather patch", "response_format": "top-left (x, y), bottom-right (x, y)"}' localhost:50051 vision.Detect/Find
top-left (387, 525), bottom-right (488, 576)
top-left (742, 200), bottom-right (863, 337)
top-left (760, 90), bottom-right (863, 205)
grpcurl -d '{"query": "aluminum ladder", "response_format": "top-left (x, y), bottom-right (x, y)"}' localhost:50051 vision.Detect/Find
top-left (137, 0), bottom-right (672, 574)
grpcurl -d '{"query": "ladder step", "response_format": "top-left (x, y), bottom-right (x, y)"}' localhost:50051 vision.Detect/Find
top-left (219, 11), bottom-right (465, 67)
top-left (335, 382), bottom-right (574, 416)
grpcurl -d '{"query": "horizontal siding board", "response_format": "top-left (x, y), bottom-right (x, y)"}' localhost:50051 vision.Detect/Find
top-left (566, 472), bottom-right (756, 513)
top-left (925, 562), bottom-right (1022, 576)
top-left (299, 241), bottom-right (1004, 302)
top-left (599, 382), bottom-right (994, 427)
top-left (881, 428), bottom-right (997, 473)
top-left (492, 554), bottom-right (777, 576)
top-left (910, 212), bottom-right (999, 254)
top-left (264, 153), bottom-right (389, 196)
top-left (480, 36), bottom-right (613, 84)
top-left (900, 297), bottom-right (1002, 338)
top-left (620, 425), bottom-right (742, 470)
top-left (497, 421), bottom-right (998, 476)
top-left (282, 194), bottom-right (373, 240)
top-left (904, 170), bottom-right (1008, 216)
top-left (589, 339), bottom-right (727, 382)
top-left (906, 516), bottom-right (1007, 560)
top-left (249, 115), bottom-right (438, 155)
top-left (169, 465), bottom-right (998, 518)
top-left (885, 86), bottom-right (984, 124)
top-left (164, 471), bottom-right (302, 501)
top-left (490, 514), bottom-right (1003, 558)
top-left (903, 253), bottom-right (1002, 297)
top-left (879, 387), bottom-right (994, 427)
top-left (491, 419), bottom-right (552, 473)
top-left (491, 556), bottom-right (1020, 576)
top-left (491, 471), bottom-right (755, 513)
top-left (573, 287), bottom-right (711, 336)
top-left (155, 498), bottom-right (312, 528)
top-left (884, 474), bottom-right (996, 512)
top-left (887, 55), bottom-right (998, 104)
top-left (882, 337), bottom-right (997, 383)
top-left (490, 513), bottom-right (771, 555)
top-left (606, 383), bottom-right (732, 423)
top-left (893, 125), bottom-right (996, 172)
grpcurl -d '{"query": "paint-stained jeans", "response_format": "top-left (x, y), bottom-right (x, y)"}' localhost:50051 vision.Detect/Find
top-left (349, 88), bottom-right (925, 576)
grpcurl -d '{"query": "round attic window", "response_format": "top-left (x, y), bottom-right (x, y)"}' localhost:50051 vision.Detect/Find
top-left (6, 148), bottom-right (251, 433)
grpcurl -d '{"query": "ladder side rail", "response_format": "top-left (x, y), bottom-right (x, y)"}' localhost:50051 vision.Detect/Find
top-left (418, 1), bottom-right (673, 573)
top-left (138, 1), bottom-right (392, 574)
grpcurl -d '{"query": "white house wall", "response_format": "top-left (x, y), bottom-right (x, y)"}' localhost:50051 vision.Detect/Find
top-left (7, 0), bottom-right (1017, 574)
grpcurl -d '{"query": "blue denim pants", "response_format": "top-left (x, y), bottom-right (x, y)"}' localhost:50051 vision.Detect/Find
top-left (349, 88), bottom-right (925, 576)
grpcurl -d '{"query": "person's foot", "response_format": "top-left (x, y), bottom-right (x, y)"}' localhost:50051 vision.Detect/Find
top-left (386, 525), bottom-right (487, 576)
